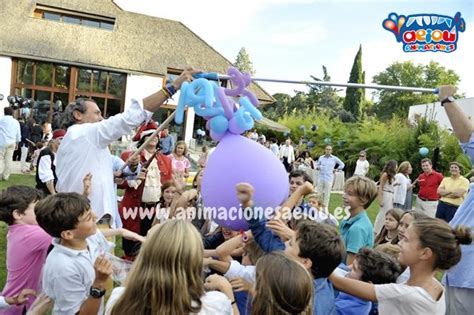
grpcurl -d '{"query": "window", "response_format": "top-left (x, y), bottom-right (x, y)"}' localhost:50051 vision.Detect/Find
top-left (11, 59), bottom-right (126, 119)
top-left (34, 4), bottom-right (115, 30)
top-left (75, 67), bottom-right (126, 118)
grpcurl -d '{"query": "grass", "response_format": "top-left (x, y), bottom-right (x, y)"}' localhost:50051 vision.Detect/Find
top-left (0, 174), bottom-right (379, 289)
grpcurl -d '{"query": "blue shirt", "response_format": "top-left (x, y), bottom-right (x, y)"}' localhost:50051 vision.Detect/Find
top-left (0, 115), bottom-right (21, 147)
top-left (460, 132), bottom-right (474, 164)
top-left (317, 154), bottom-right (345, 182)
top-left (335, 292), bottom-right (372, 315)
top-left (340, 211), bottom-right (374, 258)
top-left (159, 135), bottom-right (174, 155)
top-left (247, 216), bottom-right (336, 315)
top-left (443, 183), bottom-right (474, 289)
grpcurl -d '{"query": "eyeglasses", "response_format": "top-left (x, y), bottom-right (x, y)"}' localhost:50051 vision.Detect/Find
top-left (359, 155), bottom-right (365, 157)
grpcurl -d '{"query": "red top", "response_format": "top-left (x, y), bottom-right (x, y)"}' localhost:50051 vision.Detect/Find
top-left (417, 170), bottom-right (444, 200)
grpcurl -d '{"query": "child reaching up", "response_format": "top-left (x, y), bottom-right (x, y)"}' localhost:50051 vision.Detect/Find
top-left (330, 217), bottom-right (472, 315)
top-left (238, 182), bottom-right (345, 315)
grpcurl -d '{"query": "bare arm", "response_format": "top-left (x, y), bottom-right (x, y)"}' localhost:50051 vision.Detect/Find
top-left (216, 235), bottom-right (245, 262)
top-left (346, 253), bottom-right (356, 266)
top-left (378, 173), bottom-right (388, 204)
top-left (203, 257), bottom-right (231, 274)
top-left (275, 182), bottom-right (313, 220)
top-left (329, 273), bottom-right (377, 302)
top-left (439, 85), bottom-right (473, 143)
top-left (142, 68), bottom-right (199, 112)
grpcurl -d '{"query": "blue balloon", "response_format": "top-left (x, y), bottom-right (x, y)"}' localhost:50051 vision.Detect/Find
top-left (419, 147), bottom-right (429, 156)
top-left (210, 115), bottom-right (229, 134)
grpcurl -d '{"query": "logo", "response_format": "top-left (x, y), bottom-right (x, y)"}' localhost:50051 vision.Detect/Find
top-left (383, 12), bottom-right (466, 53)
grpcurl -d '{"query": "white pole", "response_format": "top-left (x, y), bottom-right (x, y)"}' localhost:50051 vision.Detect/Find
top-left (214, 75), bottom-right (437, 93)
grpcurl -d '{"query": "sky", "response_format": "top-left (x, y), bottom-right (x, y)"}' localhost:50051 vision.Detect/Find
top-left (115, 0), bottom-right (473, 99)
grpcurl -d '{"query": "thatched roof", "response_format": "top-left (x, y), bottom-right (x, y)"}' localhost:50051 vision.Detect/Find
top-left (0, 0), bottom-right (273, 103)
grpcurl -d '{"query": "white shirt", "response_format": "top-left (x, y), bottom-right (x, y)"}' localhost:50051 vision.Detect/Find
top-left (279, 145), bottom-right (295, 163)
top-left (270, 143), bottom-right (279, 156)
top-left (224, 260), bottom-right (256, 284)
top-left (105, 287), bottom-right (232, 315)
top-left (354, 159), bottom-right (369, 176)
top-left (393, 173), bottom-right (410, 204)
top-left (38, 154), bottom-right (56, 183)
top-left (42, 231), bottom-right (112, 315)
top-left (375, 281), bottom-right (446, 315)
top-left (0, 115), bottom-right (20, 147)
top-left (56, 100), bottom-right (152, 228)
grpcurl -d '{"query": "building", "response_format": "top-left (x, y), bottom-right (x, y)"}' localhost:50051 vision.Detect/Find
top-left (408, 97), bottom-right (474, 130)
top-left (0, 0), bottom-right (273, 144)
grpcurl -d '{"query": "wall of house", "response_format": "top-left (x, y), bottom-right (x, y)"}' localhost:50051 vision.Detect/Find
top-left (0, 56), bottom-right (12, 116)
top-left (408, 97), bottom-right (474, 130)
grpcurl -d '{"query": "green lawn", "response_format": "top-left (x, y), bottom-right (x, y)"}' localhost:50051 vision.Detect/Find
top-left (0, 174), bottom-right (379, 289)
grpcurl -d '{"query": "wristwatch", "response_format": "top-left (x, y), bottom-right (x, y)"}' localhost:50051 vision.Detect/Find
top-left (441, 96), bottom-right (455, 106)
top-left (89, 287), bottom-right (106, 299)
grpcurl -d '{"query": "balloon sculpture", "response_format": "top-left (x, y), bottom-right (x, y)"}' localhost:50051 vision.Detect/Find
top-left (175, 67), bottom-right (289, 230)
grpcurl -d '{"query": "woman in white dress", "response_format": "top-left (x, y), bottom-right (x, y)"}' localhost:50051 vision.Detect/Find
top-left (393, 161), bottom-right (414, 211)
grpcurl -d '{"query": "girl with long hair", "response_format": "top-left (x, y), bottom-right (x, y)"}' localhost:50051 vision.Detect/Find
top-left (374, 160), bottom-right (398, 234)
top-left (106, 220), bottom-right (234, 314)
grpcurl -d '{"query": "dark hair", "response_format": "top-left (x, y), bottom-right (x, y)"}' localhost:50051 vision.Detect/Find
top-left (375, 208), bottom-right (404, 246)
top-left (296, 221), bottom-right (344, 278)
top-left (412, 217), bottom-right (472, 270)
top-left (356, 247), bottom-right (402, 284)
top-left (382, 160), bottom-right (397, 184)
top-left (421, 158), bottom-right (432, 165)
top-left (4, 107), bottom-right (13, 116)
top-left (61, 98), bottom-right (91, 129)
top-left (35, 193), bottom-right (90, 238)
top-left (289, 170), bottom-right (313, 184)
top-left (0, 186), bottom-right (43, 225)
top-left (159, 181), bottom-right (178, 207)
top-left (245, 239), bottom-right (265, 265)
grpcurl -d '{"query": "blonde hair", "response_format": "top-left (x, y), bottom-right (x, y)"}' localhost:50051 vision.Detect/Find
top-left (397, 161), bottom-right (411, 175)
top-left (110, 220), bottom-right (205, 314)
top-left (252, 252), bottom-right (313, 315)
top-left (344, 176), bottom-right (378, 209)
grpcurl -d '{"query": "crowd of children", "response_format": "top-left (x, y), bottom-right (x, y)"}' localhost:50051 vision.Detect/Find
top-left (0, 81), bottom-right (472, 315)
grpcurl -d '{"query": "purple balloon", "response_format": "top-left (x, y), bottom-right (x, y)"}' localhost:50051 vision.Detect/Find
top-left (201, 134), bottom-right (289, 230)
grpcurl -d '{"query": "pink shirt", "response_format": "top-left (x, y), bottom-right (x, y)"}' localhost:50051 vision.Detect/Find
top-left (171, 155), bottom-right (191, 173)
top-left (1, 224), bottom-right (52, 314)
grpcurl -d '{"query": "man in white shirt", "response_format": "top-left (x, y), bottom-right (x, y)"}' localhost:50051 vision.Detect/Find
top-left (56, 68), bottom-right (197, 228)
top-left (279, 139), bottom-right (295, 172)
top-left (354, 150), bottom-right (369, 176)
top-left (0, 107), bottom-right (21, 181)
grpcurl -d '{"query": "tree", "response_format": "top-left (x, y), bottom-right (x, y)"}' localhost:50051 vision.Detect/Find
top-left (372, 61), bottom-right (461, 119)
top-left (342, 45), bottom-right (364, 119)
top-left (234, 47), bottom-right (255, 75)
